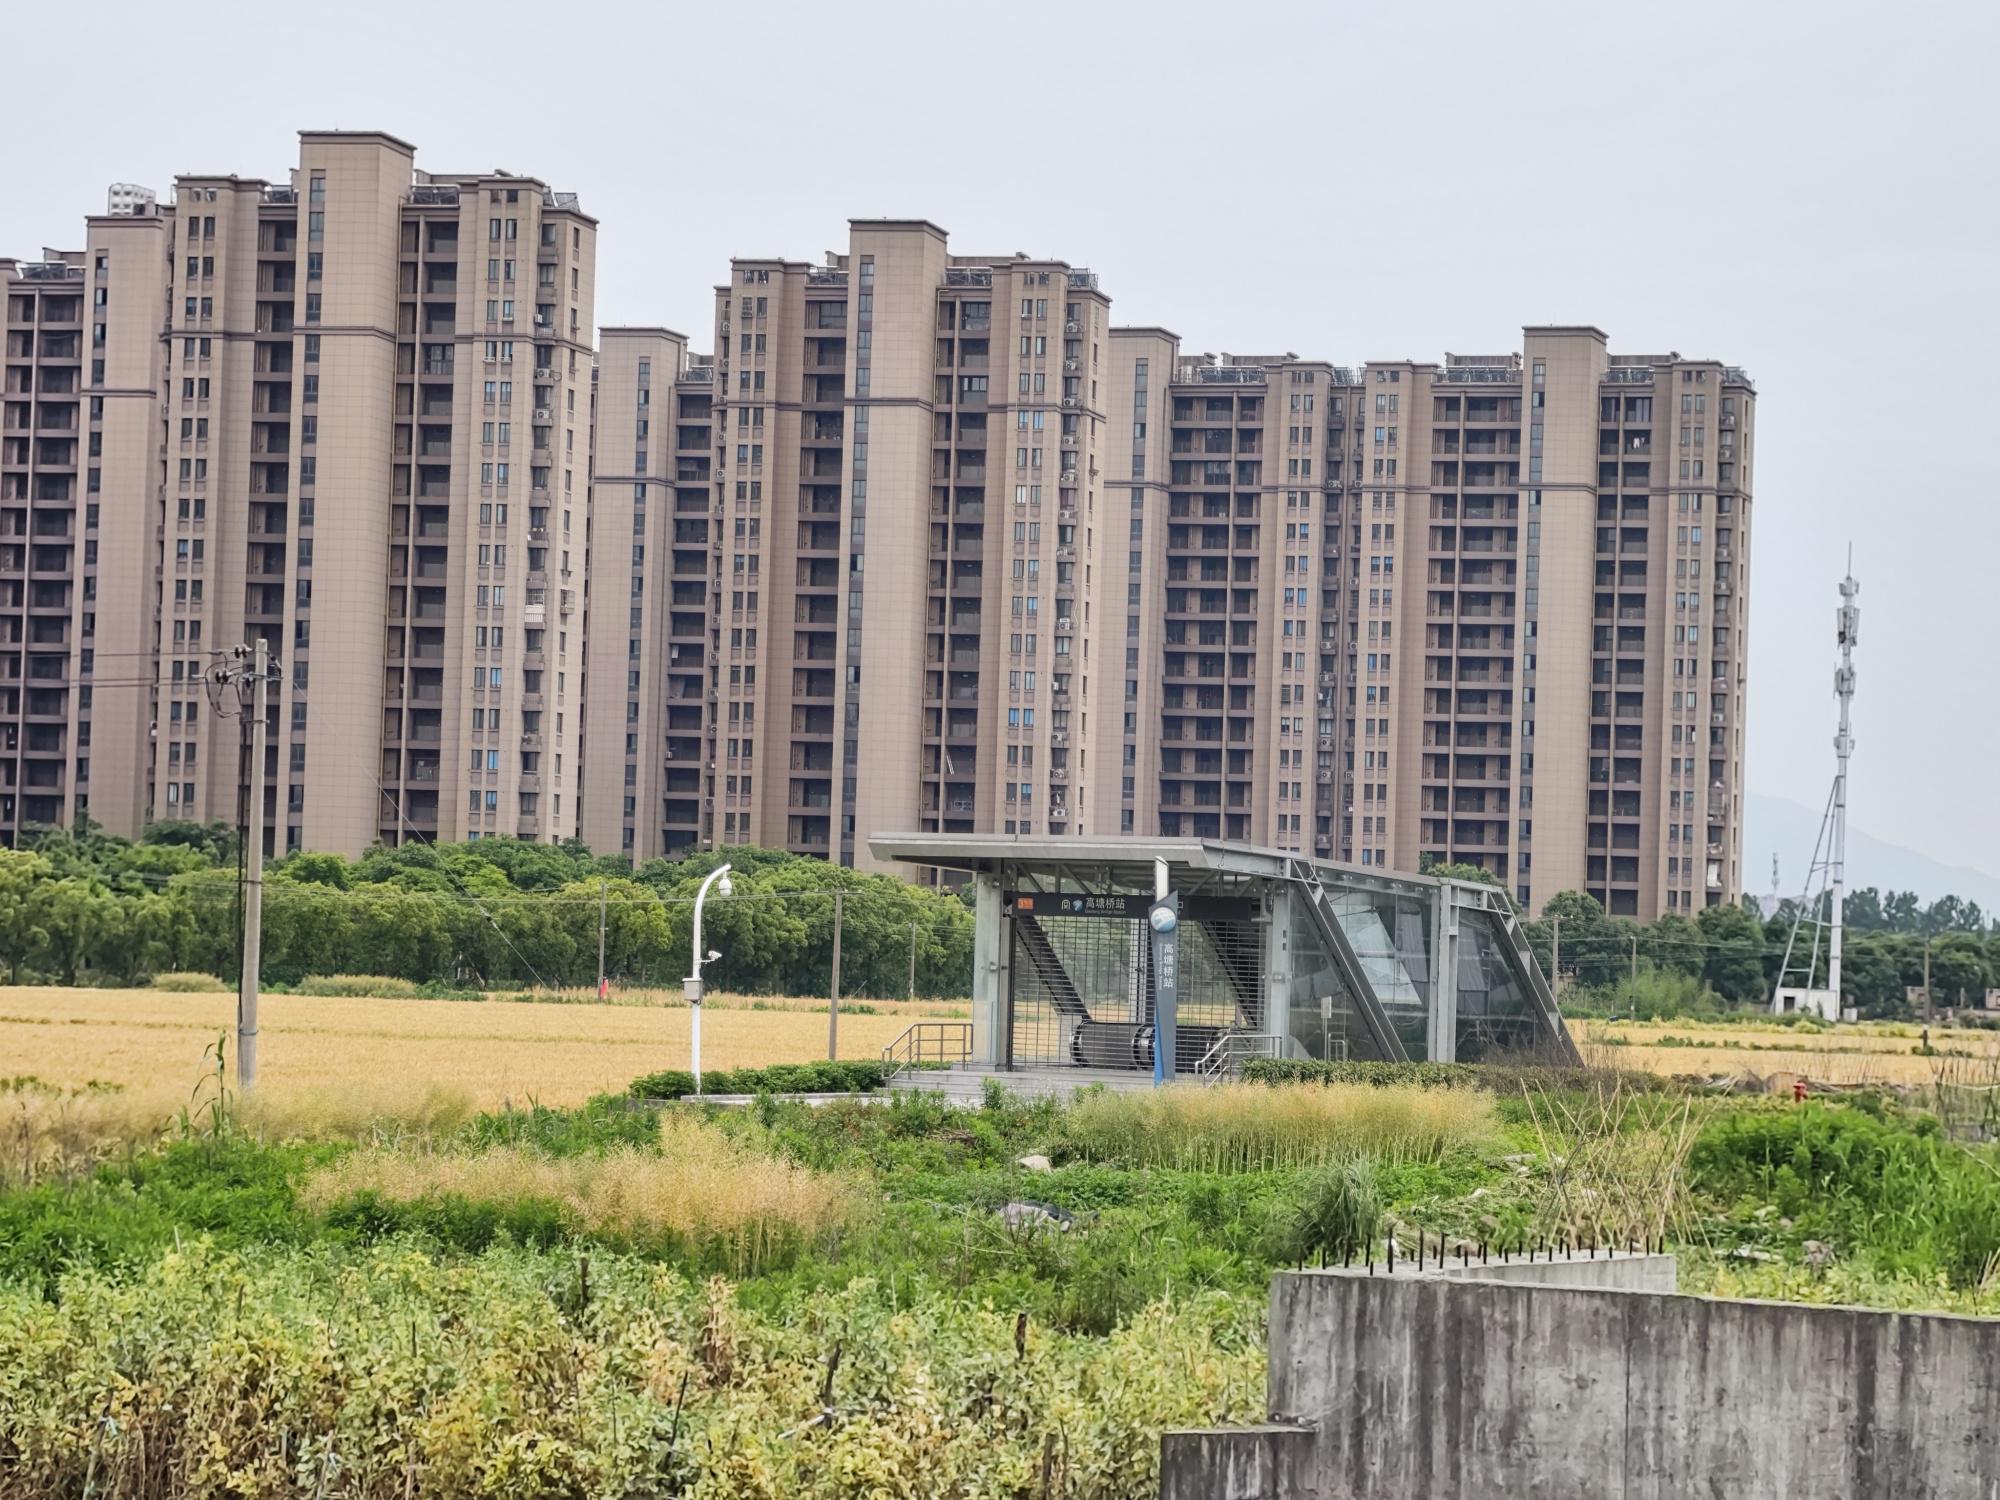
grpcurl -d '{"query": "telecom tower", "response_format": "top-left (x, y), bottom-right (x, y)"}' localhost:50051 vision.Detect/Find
top-left (1771, 564), bottom-right (1860, 1020)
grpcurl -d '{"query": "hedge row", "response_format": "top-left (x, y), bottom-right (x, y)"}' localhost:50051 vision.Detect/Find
top-left (629, 1060), bottom-right (889, 1099)
top-left (1238, 1058), bottom-right (1673, 1093)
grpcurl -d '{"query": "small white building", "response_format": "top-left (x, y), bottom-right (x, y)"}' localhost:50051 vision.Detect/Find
top-left (1773, 986), bottom-right (1839, 1022)
top-left (105, 182), bottom-right (158, 217)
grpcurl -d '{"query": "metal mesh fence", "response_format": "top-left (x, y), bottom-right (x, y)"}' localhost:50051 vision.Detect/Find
top-left (1008, 902), bottom-right (1266, 1072)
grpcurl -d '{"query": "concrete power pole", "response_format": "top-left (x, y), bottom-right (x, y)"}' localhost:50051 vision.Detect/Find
top-left (237, 637), bottom-right (270, 1090)
top-left (828, 890), bottom-right (843, 1060)
top-left (596, 879), bottom-right (608, 1000)
top-left (1550, 915), bottom-right (1562, 1003)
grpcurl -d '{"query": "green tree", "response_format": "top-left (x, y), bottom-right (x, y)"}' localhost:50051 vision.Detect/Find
top-left (274, 851), bottom-right (352, 890)
top-left (1929, 933), bottom-right (1993, 1009)
top-left (1883, 889), bottom-right (1923, 931)
top-left (39, 880), bottom-right (120, 986)
top-left (1528, 891), bottom-right (1622, 989)
top-left (141, 819), bottom-right (239, 865)
top-left (1638, 912), bottom-right (1704, 978)
top-left (1844, 886), bottom-right (1885, 931)
top-left (0, 849), bottom-right (55, 981)
top-left (1839, 933), bottom-right (1908, 1018)
top-left (1694, 902), bottom-right (1767, 1003)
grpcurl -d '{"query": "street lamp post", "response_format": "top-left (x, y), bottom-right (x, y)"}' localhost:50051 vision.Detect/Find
top-left (686, 863), bottom-right (734, 1092)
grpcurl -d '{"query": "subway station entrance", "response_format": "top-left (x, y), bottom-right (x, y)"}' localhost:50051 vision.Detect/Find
top-left (869, 835), bottom-right (1579, 1080)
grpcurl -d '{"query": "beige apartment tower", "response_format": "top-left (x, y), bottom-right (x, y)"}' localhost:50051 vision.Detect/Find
top-left (2, 216), bottom-right (166, 841)
top-left (9, 163), bottom-right (1754, 921)
top-left (590, 218), bottom-right (1752, 918)
top-left (162, 133), bottom-right (598, 855)
top-left (639, 222), bottom-right (1118, 874)
top-left (579, 328), bottom-right (717, 860)
top-left (1095, 327), bottom-right (1753, 917)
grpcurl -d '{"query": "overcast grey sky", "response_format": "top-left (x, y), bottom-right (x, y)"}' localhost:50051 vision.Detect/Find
top-left (4, 0), bottom-right (1994, 878)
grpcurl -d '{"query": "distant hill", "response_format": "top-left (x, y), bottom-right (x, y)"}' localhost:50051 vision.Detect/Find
top-left (1745, 792), bottom-right (2000, 913)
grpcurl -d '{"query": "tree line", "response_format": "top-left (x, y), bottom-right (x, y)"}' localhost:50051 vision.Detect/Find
top-left (1430, 874), bottom-right (1993, 1023)
top-left (0, 821), bottom-right (975, 999)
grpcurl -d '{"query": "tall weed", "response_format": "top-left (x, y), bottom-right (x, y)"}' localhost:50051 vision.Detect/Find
top-left (1060, 1083), bottom-right (1494, 1172)
top-left (302, 1114), bottom-right (863, 1275)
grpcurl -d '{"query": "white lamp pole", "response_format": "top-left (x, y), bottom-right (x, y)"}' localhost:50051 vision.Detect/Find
top-left (686, 863), bottom-right (733, 1092)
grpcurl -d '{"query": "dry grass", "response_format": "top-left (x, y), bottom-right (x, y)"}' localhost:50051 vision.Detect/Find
top-left (0, 986), bottom-right (918, 1108)
top-left (300, 1113), bottom-right (862, 1272)
top-left (1062, 1081), bottom-right (1496, 1172)
top-left (1582, 1017), bottom-right (2000, 1087)
top-left (0, 1073), bottom-right (480, 1187)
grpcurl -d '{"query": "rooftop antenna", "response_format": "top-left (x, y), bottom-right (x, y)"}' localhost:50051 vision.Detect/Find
top-left (1771, 556), bottom-right (1859, 1021)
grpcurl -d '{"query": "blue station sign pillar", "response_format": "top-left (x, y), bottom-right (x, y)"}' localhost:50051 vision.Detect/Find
top-left (1150, 857), bottom-right (1180, 1085)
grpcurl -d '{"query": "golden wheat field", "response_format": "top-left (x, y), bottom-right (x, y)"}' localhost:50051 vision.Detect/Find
top-left (1580, 1017), bottom-right (2000, 1086)
top-left (0, 986), bottom-right (936, 1106)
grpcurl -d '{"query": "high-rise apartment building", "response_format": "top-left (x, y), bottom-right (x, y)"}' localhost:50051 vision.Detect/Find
top-left (1101, 344), bottom-right (1362, 862)
top-left (1096, 327), bottom-right (1753, 916)
top-left (6, 131), bottom-right (598, 856)
top-left (579, 327), bottom-right (717, 860)
top-left (666, 222), bottom-right (1114, 872)
top-left (10, 163), bottom-right (1754, 919)
top-left (586, 226), bottom-right (1752, 917)
top-left (2, 216), bottom-right (166, 841)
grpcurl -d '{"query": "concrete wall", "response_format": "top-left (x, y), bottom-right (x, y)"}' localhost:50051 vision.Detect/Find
top-left (1165, 1265), bottom-right (2000, 1499)
top-left (1437, 1251), bottom-right (1677, 1293)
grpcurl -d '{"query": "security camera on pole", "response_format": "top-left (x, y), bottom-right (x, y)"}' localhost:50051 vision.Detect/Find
top-left (685, 863), bottom-right (733, 1093)
top-left (1149, 857), bottom-right (1180, 1086)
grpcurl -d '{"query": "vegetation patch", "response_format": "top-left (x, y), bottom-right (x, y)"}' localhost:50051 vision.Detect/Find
top-left (304, 1115), bottom-right (864, 1275)
top-left (629, 1060), bottom-right (889, 1099)
top-left (1059, 1082), bottom-right (1497, 1172)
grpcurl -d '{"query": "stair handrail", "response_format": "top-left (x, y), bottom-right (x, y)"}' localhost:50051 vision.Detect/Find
top-left (1193, 1029), bottom-right (1285, 1080)
top-left (883, 1019), bottom-right (974, 1080)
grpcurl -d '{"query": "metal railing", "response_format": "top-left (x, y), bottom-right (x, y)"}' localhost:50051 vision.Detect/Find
top-left (883, 1020), bottom-right (973, 1079)
top-left (1193, 1030), bottom-right (1285, 1080)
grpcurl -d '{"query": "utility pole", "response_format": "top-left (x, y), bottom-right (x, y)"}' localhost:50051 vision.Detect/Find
top-left (237, 637), bottom-right (269, 1091)
top-left (1924, 934), bottom-right (1934, 1026)
top-left (907, 920), bottom-right (919, 1001)
top-left (1631, 932), bottom-right (1639, 984)
top-left (596, 879), bottom-right (608, 1000)
top-left (828, 890), bottom-right (843, 1060)
top-left (1550, 915), bottom-right (1562, 1003)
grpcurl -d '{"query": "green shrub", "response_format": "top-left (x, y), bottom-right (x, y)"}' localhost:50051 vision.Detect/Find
top-left (150, 971), bottom-right (227, 993)
top-left (627, 1060), bottom-right (887, 1100)
top-left (289, 974), bottom-right (422, 998)
top-left (1690, 1101), bottom-right (2000, 1288)
top-left (1241, 1058), bottom-right (1669, 1094)
top-left (460, 1098), bottom-right (661, 1156)
top-left (1282, 1157), bottom-right (1383, 1266)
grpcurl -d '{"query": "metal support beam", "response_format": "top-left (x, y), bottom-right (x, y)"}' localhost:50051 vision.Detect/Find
top-left (1292, 867), bottom-right (1408, 1063)
top-left (1263, 886), bottom-right (1294, 1055)
top-left (972, 872), bottom-right (1005, 1067)
top-left (1484, 895), bottom-right (1583, 1065)
top-left (1429, 883), bottom-right (1463, 1064)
